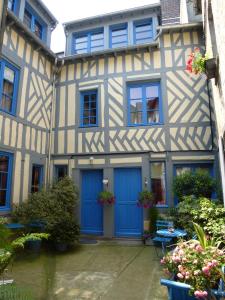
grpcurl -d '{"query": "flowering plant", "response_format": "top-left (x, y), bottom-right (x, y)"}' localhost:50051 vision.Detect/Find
top-left (161, 223), bottom-right (225, 299)
top-left (98, 191), bottom-right (115, 205)
top-left (186, 48), bottom-right (207, 75)
top-left (137, 190), bottom-right (154, 208)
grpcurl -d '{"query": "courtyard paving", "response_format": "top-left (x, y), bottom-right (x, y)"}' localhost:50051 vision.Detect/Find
top-left (10, 241), bottom-right (168, 300)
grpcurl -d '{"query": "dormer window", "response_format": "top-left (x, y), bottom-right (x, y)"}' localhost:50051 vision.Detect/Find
top-left (73, 28), bottom-right (104, 54)
top-left (8, 0), bottom-right (17, 13)
top-left (134, 18), bottom-right (153, 45)
top-left (23, 3), bottom-right (46, 41)
top-left (110, 23), bottom-right (128, 48)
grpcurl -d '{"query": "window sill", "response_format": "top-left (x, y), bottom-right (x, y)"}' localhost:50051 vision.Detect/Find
top-left (156, 204), bottom-right (168, 208)
top-left (128, 122), bottom-right (163, 127)
top-left (0, 108), bottom-right (16, 117)
top-left (79, 125), bottom-right (99, 128)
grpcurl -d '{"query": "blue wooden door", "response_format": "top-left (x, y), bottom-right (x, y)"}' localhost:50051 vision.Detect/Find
top-left (114, 168), bottom-right (142, 237)
top-left (81, 170), bottom-right (103, 235)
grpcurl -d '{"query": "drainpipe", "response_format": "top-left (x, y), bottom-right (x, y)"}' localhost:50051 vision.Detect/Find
top-left (46, 58), bottom-right (64, 186)
top-left (206, 79), bottom-right (214, 150)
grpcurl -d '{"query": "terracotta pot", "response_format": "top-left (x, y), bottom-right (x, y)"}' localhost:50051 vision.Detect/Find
top-left (205, 58), bottom-right (217, 79)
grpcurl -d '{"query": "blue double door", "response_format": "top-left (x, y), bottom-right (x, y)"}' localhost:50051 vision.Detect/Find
top-left (81, 170), bottom-right (103, 235)
top-left (114, 168), bottom-right (142, 238)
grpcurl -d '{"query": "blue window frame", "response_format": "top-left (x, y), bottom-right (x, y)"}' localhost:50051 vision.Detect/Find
top-left (0, 60), bottom-right (19, 115)
top-left (151, 162), bottom-right (167, 207)
top-left (134, 18), bottom-right (153, 45)
top-left (128, 82), bottom-right (163, 126)
top-left (8, 0), bottom-right (18, 13)
top-left (0, 151), bottom-right (13, 211)
top-left (173, 163), bottom-right (214, 204)
top-left (55, 165), bottom-right (68, 180)
top-left (110, 23), bottom-right (128, 48)
top-left (73, 28), bottom-right (104, 54)
top-left (80, 90), bottom-right (98, 127)
top-left (31, 165), bottom-right (43, 193)
top-left (23, 3), bottom-right (46, 41)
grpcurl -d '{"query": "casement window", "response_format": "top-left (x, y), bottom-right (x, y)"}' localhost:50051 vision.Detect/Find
top-left (110, 23), bottom-right (128, 48)
top-left (134, 18), bottom-right (153, 45)
top-left (80, 90), bottom-right (98, 127)
top-left (23, 4), bottom-right (45, 40)
top-left (128, 82), bottom-right (162, 126)
top-left (0, 152), bottom-right (13, 211)
top-left (8, 0), bottom-right (17, 12)
top-left (31, 165), bottom-right (43, 193)
top-left (55, 165), bottom-right (68, 180)
top-left (73, 29), bottom-right (104, 54)
top-left (0, 60), bottom-right (19, 115)
top-left (151, 162), bottom-right (167, 206)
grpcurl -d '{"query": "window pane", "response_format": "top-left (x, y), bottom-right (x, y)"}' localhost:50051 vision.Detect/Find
top-left (136, 24), bottom-right (152, 33)
top-left (1, 95), bottom-right (12, 112)
top-left (3, 80), bottom-right (13, 97)
top-left (91, 33), bottom-right (103, 41)
top-left (147, 111), bottom-right (159, 123)
top-left (56, 165), bottom-right (67, 180)
top-left (146, 86), bottom-right (158, 99)
top-left (136, 31), bottom-right (152, 40)
top-left (82, 92), bottom-right (97, 126)
top-left (31, 166), bottom-right (42, 193)
top-left (76, 48), bottom-right (88, 54)
top-left (151, 162), bottom-right (166, 205)
top-left (0, 190), bottom-right (6, 206)
top-left (91, 39), bottom-right (104, 47)
top-left (112, 35), bottom-right (127, 43)
top-left (0, 156), bottom-right (9, 172)
top-left (147, 99), bottom-right (159, 110)
top-left (130, 99), bottom-right (142, 112)
top-left (34, 20), bottom-right (42, 38)
top-left (130, 87), bottom-right (142, 100)
top-left (131, 112), bottom-right (142, 124)
top-left (0, 173), bottom-right (7, 190)
top-left (176, 167), bottom-right (191, 176)
top-left (76, 36), bottom-right (88, 43)
top-left (24, 10), bottom-right (32, 28)
top-left (8, 0), bottom-right (14, 10)
top-left (4, 67), bottom-right (15, 83)
top-left (112, 28), bottom-right (127, 37)
top-left (90, 117), bottom-right (96, 124)
top-left (76, 42), bottom-right (88, 50)
top-left (196, 167), bottom-right (210, 174)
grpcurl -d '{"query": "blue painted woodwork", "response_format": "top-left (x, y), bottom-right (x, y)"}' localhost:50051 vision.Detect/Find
top-left (133, 18), bottom-right (153, 45)
top-left (173, 163), bottom-right (214, 204)
top-left (80, 90), bottom-right (98, 127)
top-left (156, 220), bottom-right (174, 230)
top-left (81, 170), bottom-right (103, 235)
top-left (0, 151), bottom-right (13, 211)
top-left (0, 59), bottom-right (20, 116)
top-left (110, 23), bottom-right (128, 48)
top-left (73, 28), bottom-right (104, 54)
top-left (5, 223), bottom-right (25, 229)
top-left (114, 168), bottom-right (142, 237)
top-left (24, 2), bottom-right (47, 41)
top-left (160, 279), bottom-right (196, 300)
top-left (157, 229), bottom-right (187, 238)
top-left (8, 0), bottom-right (18, 13)
top-left (127, 82), bottom-right (163, 126)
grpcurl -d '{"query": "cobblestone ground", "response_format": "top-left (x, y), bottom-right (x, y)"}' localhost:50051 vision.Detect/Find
top-left (10, 242), bottom-right (168, 300)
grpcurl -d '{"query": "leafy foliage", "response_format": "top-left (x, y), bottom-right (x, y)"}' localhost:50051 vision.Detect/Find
top-left (98, 191), bottom-right (115, 205)
top-left (149, 206), bottom-right (158, 234)
top-left (186, 48), bottom-right (207, 74)
top-left (173, 170), bottom-right (215, 201)
top-left (176, 196), bottom-right (225, 241)
top-left (137, 190), bottom-right (153, 208)
top-left (13, 177), bottom-right (80, 245)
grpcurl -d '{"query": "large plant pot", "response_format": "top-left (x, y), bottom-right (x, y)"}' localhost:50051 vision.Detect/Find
top-left (205, 58), bottom-right (217, 79)
top-left (26, 239), bottom-right (42, 252)
top-left (54, 242), bottom-right (68, 252)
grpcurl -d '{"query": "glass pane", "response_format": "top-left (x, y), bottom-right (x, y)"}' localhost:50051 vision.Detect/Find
top-left (0, 156), bottom-right (9, 172)
top-left (147, 111), bottom-right (159, 123)
top-left (57, 166), bottom-right (67, 179)
top-left (83, 110), bottom-right (89, 118)
top-left (151, 162), bottom-right (166, 205)
top-left (4, 67), bottom-right (14, 83)
top-left (112, 35), bottom-right (127, 43)
top-left (76, 36), bottom-right (88, 43)
top-left (130, 87), bottom-right (142, 100)
top-left (91, 94), bottom-right (96, 101)
top-left (91, 39), bottom-right (104, 47)
top-left (0, 173), bottom-right (7, 189)
top-left (90, 109), bottom-right (96, 117)
top-left (130, 99), bottom-right (142, 112)
top-left (3, 80), bottom-right (13, 97)
top-left (136, 31), bottom-right (152, 40)
top-left (90, 101), bottom-right (96, 109)
top-left (136, 23), bottom-right (152, 32)
top-left (24, 10), bottom-right (32, 28)
top-left (112, 28), bottom-right (127, 37)
top-left (76, 48), bottom-right (88, 54)
top-left (131, 112), bottom-right (142, 124)
top-left (91, 33), bottom-right (103, 41)
top-left (0, 190), bottom-right (6, 206)
top-left (147, 99), bottom-right (159, 110)
top-left (76, 42), bottom-right (88, 50)
top-left (34, 20), bottom-right (42, 39)
top-left (8, 0), bottom-right (14, 10)
top-left (90, 117), bottom-right (96, 124)
top-left (196, 167), bottom-right (210, 174)
top-left (176, 167), bottom-right (191, 176)
top-left (146, 86), bottom-right (158, 99)
top-left (31, 166), bottom-right (41, 193)
top-left (1, 95), bottom-right (12, 112)
top-left (83, 118), bottom-right (89, 125)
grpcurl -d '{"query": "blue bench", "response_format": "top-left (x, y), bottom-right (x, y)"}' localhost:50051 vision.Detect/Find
top-left (152, 220), bottom-right (174, 256)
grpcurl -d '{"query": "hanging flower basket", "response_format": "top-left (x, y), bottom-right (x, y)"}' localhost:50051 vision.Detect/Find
top-left (186, 48), bottom-right (217, 79)
top-left (137, 190), bottom-right (154, 208)
top-left (98, 191), bottom-right (115, 205)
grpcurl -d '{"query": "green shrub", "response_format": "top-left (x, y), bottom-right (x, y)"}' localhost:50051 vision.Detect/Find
top-left (176, 196), bottom-right (225, 240)
top-left (13, 177), bottom-right (80, 245)
top-left (173, 170), bottom-right (215, 201)
top-left (148, 206), bottom-right (158, 234)
top-left (0, 284), bottom-right (34, 300)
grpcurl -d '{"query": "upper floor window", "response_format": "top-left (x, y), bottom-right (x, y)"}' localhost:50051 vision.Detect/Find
top-left (23, 4), bottom-right (45, 40)
top-left (31, 165), bottom-right (43, 193)
top-left (55, 165), bottom-right (68, 181)
top-left (151, 162), bottom-right (166, 206)
top-left (8, 0), bottom-right (17, 12)
top-left (73, 29), bottom-right (104, 54)
top-left (80, 90), bottom-right (98, 127)
top-left (0, 152), bottom-right (13, 211)
top-left (128, 82), bottom-right (162, 126)
top-left (110, 23), bottom-right (128, 49)
top-left (134, 19), bottom-right (153, 45)
top-left (0, 60), bottom-right (19, 115)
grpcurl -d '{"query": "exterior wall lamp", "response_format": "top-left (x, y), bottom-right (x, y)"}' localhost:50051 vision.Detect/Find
top-left (144, 177), bottom-right (148, 188)
top-left (102, 178), bottom-right (109, 187)
top-left (89, 156), bottom-right (94, 165)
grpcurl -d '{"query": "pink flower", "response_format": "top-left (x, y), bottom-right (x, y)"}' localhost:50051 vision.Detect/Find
top-left (177, 273), bottom-right (184, 279)
top-left (194, 270), bottom-right (201, 276)
top-left (202, 266), bottom-right (210, 276)
top-left (211, 259), bottom-right (218, 267)
top-left (160, 258), bottom-right (166, 265)
top-left (195, 245), bottom-right (203, 252)
top-left (194, 290), bottom-right (208, 299)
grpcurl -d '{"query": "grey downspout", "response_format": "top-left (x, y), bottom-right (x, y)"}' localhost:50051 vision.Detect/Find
top-left (206, 79), bottom-right (214, 150)
top-left (46, 58), bottom-right (65, 186)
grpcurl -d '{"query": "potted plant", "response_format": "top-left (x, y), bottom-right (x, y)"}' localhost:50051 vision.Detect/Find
top-left (98, 191), bottom-right (115, 205)
top-left (137, 190), bottom-right (153, 208)
top-left (161, 223), bottom-right (225, 299)
top-left (186, 48), bottom-right (217, 79)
